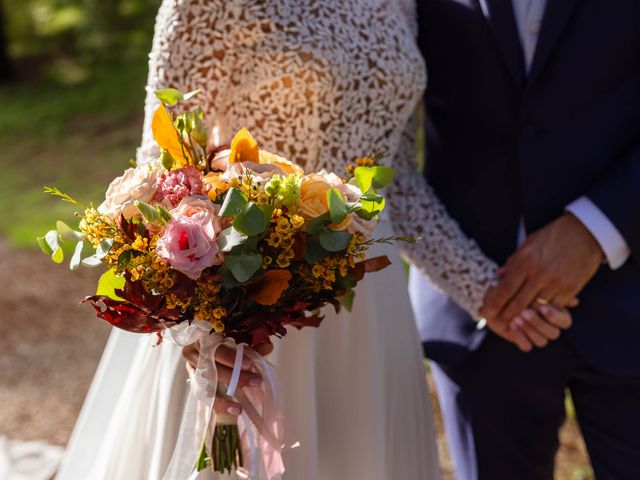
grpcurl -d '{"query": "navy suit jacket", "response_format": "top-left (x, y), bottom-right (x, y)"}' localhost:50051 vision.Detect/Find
top-left (417, 0), bottom-right (640, 375)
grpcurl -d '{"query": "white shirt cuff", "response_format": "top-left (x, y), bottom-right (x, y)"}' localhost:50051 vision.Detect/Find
top-left (566, 196), bottom-right (631, 270)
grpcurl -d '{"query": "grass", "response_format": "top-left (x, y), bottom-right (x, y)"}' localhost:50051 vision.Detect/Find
top-left (0, 57), bottom-right (149, 247)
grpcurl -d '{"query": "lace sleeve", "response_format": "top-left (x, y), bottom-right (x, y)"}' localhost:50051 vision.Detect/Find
top-left (136, 0), bottom-right (234, 165)
top-left (386, 112), bottom-right (498, 318)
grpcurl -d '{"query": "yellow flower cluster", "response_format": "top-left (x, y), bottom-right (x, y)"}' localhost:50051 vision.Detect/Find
top-left (191, 280), bottom-right (227, 332)
top-left (302, 233), bottom-right (368, 292)
top-left (346, 156), bottom-right (376, 176)
top-left (79, 208), bottom-right (118, 247)
top-left (262, 209), bottom-right (305, 269)
top-left (112, 234), bottom-right (176, 294)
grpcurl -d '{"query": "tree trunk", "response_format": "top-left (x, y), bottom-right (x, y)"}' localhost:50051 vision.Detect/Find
top-left (0, 0), bottom-right (13, 83)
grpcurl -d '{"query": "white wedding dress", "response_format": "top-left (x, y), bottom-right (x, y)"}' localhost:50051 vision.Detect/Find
top-left (56, 1), bottom-right (497, 479)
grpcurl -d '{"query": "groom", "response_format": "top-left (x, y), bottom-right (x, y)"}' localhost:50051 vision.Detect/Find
top-left (412, 1), bottom-right (640, 479)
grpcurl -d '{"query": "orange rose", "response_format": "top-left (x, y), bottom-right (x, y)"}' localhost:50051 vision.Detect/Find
top-left (259, 150), bottom-right (304, 176)
top-left (298, 174), bottom-right (351, 230)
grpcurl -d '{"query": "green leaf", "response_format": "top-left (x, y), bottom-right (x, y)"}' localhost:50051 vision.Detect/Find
top-left (37, 234), bottom-right (54, 256)
top-left (217, 227), bottom-right (249, 253)
top-left (96, 269), bottom-right (125, 301)
top-left (306, 213), bottom-right (331, 235)
top-left (334, 273), bottom-right (358, 291)
top-left (371, 166), bottom-right (395, 189)
top-left (220, 188), bottom-right (248, 217)
top-left (82, 255), bottom-right (102, 267)
top-left (56, 220), bottom-right (84, 241)
top-left (135, 201), bottom-right (171, 226)
top-left (303, 236), bottom-right (330, 262)
top-left (69, 240), bottom-right (84, 270)
top-left (43, 186), bottom-right (80, 206)
top-left (96, 239), bottom-right (113, 260)
top-left (354, 167), bottom-right (375, 193)
top-left (233, 203), bottom-right (268, 236)
top-left (51, 246), bottom-right (64, 264)
top-left (354, 166), bottom-right (396, 193)
top-left (117, 250), bottom-right (133, 270)
top-left (183, 89), bottom-right (202, 102)
top-left (155, 88), bottom-right (184, 105)
top-left (226, 253), bottom-right (263, 283)
top-left (337, 290), bottom-right (356, 311)
top-left (161, 149), bottom-right (175, 170)
top-left (38, 230), bottom-right (64, 263)
top-left (327, 188), bottom-right (348, 225)
top-left (319, 228), bottom-right (352, 252)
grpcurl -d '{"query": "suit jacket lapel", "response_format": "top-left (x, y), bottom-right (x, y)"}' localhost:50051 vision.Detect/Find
top-left (477, 0), bottom-right (526, 86)
top-left (528, 0), bottom-right (580, 84)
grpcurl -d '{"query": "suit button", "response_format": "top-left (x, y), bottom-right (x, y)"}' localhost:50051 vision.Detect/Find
top-left (520, 123), bottom-right (538, 140)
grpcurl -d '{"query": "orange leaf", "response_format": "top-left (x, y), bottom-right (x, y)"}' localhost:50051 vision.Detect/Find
top-left (152, 104), bottom-right (191, 166)
top-left (229, 128), bottom-right (259, 164)
top-left (246, 270), bottom-right (292, 306)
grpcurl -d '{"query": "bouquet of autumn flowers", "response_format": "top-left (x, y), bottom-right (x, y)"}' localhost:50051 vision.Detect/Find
top-left (38, 88), bottom-right (414, 479)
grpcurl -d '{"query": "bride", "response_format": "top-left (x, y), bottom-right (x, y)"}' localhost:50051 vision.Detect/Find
top-left (55, 1), bottom-right (571, 479)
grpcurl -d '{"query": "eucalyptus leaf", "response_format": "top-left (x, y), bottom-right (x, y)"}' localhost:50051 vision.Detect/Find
top-left (44, 230), bottom-right (61, 253)
top-left (82, 255), bottom-right (103, 267)
top-left (233, 203), bottom-right (268, 236)
top-left (69, 240), bottom-right (84, 270)
top-left (327, 188), bottom-right (348, 225)
top-left (183, 89), bottom-right (202, 101)
top-left (56, 220), bottom-right (84, 242)
top-left (337, 290), bottom-right (356, 312)
top-left (354, 167), bottom-right (375, 194)
top-left (303, 236), bottom-right (330, 262)
top-left (319, 228), bottom-right (352, 252)
top-left (96, 269), bottom-right (125, 301)
top-left (371, 166), bottom-right (395, 189)
top-left (226, 253), bottom-right (263, 283)
top-left (218, 227), bottom-right (249, 253)
top-left (155, 88), bottom-right (184, 105)
top-left (51, 247), bottom-right (64, 264)
top-left (96, 239), bottom-right (114, 260)
top-left (220, 188), bottom-right (248, 217)
top-left (37, 234), bottom-right (54, 256)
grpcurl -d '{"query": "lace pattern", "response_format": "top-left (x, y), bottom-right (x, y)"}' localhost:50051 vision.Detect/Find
top-left (138, 0), bottom-right (497, 317)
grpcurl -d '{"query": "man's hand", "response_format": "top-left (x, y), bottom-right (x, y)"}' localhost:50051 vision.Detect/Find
top-left (480, 213), bottom-right (604, 328)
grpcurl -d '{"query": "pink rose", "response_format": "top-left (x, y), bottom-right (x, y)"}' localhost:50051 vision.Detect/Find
top-left (98, 163), bottom-right (161, 219)
top-left (154, 166), bottom-right (205, 207)
top-left (156, 199), bottom-right (223, 279)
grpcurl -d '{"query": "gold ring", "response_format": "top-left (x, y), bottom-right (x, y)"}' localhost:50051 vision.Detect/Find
top-left (536, 297), bottom-right (550, 306)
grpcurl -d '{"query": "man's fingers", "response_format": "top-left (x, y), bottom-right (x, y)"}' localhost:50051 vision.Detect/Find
top-left (499, 279), bottom-right (546, 325)
top-left (214, 395), bottom-right (243, 416)
top-left (217, 364), bottom-right (262, 388)
top-left (521, 309), bottom-right (561, 340)
top-left (537, 305), bottom-right (573, 330)
top-left (480, 268), bottom-right (527, 320)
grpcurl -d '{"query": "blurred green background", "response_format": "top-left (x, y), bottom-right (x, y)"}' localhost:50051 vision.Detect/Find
top-left (0, 0), bottom-right (159, 246)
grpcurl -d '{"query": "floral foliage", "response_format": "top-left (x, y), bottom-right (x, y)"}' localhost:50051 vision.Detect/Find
top-left (38, 89), bottom-right (415, 348)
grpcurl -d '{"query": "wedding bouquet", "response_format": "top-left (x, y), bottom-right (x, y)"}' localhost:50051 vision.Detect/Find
top-left (38, 88), bottom-right (413, 478)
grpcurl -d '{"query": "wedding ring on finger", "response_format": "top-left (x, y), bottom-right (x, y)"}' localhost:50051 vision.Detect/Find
top-left (535, 297), bottom-right (551, 306)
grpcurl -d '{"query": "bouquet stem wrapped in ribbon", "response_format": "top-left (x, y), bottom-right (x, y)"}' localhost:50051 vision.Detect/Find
top-left (38, 88), bottom-right (417, 478)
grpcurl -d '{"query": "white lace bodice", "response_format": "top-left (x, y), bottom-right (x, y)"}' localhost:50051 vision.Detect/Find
top-left (138, 0), bottom-right (498, 317)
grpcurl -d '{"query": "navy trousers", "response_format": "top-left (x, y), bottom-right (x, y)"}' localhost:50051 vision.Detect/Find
top-left (431, 333), bottom-right (640, 480)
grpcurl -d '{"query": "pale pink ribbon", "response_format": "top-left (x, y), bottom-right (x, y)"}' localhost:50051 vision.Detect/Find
top-left (161, 321), bottom-right (285, 480)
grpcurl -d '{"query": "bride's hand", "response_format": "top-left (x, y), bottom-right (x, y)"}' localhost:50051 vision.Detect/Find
top-left (509, 304), bottom-right (573, 350)
top-left (182, 343), bottom-right (273, 416)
